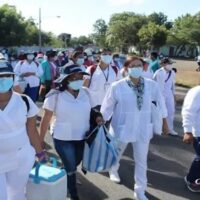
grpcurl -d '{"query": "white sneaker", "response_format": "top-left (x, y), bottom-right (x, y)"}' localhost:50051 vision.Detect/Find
top-left (169, 130), bottom-right (178, 136)
top-left (109, 170), bottom-right (121, 183)
top-left (134, 192), bottom-right (149, 200)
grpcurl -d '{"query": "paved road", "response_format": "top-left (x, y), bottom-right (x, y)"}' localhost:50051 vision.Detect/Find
top-left (39, 86), bottom-right (200, 200)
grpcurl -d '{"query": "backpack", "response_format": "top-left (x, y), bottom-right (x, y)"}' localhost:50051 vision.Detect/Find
top-left (20, 94), bottom-right (30, 112)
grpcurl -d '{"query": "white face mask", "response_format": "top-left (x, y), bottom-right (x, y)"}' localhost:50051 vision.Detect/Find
top-left (76, 58), bottom-right (84, 66)
top-left (27, 54), bottom-right (34, 60)
top-left (114, 57), bottom-right (120, 62)
top-left (101, 55), bottom-right (112, 65)
top-left (165, 64), bottom-right (172, 71)
top-left (128, 67), bottom-right (143, 78)
top-left (68, 80), bottom-right (83, 91)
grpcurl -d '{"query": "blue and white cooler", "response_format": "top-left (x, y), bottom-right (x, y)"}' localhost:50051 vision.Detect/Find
top-left (26, 158), bottom-right (67, 200)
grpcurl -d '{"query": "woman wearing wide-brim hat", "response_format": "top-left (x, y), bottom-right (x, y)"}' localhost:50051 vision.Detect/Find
top-left (0, 59), bottom-right (45, 200)
top-left (39, 64), bottom-right (103, 200)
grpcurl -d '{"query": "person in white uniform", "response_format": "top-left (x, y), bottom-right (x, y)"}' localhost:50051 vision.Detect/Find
top-left (101, 56), bottom-right (167, 200)
top-left (14, 51), bottom-right (43, 102)
top-left (0, 60), bottom-right (45, 200)
top-left (182, 85), bottom-right (200, 192)
top-left (40, 64), bottom-right (103, 200)
top-left (84, 48), bottom-right (121, 109)
top-left (153, 57), bottom-right (178, 136)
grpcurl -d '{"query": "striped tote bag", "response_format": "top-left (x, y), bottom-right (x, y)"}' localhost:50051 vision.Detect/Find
top-left (82, 125), bottom-right (118, 173)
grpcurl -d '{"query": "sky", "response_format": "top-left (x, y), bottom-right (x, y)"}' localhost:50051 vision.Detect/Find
top-left (1, 0), bottom-right (200, 37)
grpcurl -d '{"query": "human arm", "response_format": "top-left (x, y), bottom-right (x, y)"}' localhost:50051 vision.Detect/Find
top-left (39, 109), bottom-right (53, 144)
top-left (100, 84), bottom-right (117, 121)
top-left (83, 67), bottom-right (91, 88)
top-left (26, 116), bottom-right (43, 154)
top-left (182, 88), bottom-right (200, 143)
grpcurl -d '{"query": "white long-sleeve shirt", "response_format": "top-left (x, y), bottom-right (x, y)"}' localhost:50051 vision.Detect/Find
top-left (101, 77), bottom-right (167, 143)
top-left (14, 60), bottom-right (43, 87)
top-left (182, 86), bottom-right (200, 137)
top-left (153, 67), bottom-right (176, 97)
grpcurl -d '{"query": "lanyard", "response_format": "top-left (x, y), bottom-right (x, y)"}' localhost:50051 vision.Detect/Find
top-left (101, 66), bottom-right (110, 82)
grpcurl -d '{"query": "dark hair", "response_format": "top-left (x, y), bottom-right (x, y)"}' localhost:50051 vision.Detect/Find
top-left (151, 52), bottom-right (158, 59)
top-left (71, 51), bottom-right (82, 59)
top-left (172, 67), bottom-right (177, 73)
top-left (113, 53), bottom-right (119, 58)
top-left (125, 56), bottom-right (144, 67)
top-left (56, 77), bottom-right (70, 92)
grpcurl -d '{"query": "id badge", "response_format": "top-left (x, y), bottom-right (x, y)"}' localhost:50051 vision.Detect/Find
top-left (104, 82), bottom-right (111, 91)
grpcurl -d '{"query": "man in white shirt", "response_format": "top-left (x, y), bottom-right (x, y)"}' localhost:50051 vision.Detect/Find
top-left (84, 48), bottom-right (121, 109)
top-left (182, 85), bottom-right (200, 193)
top-left (14, 51), bottom-right (43, 102)
top-left (153, 57), bottom-right (177, 136)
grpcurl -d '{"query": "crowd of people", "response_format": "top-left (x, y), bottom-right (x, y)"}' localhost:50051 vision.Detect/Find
top-left (0, 47), bottom-right (199, 200)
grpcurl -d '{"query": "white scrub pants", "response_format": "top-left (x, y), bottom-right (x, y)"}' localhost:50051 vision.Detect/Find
top-left (0, 144), bottom-right (35, 200)
top-left (165, 93), bottom-right (175, 132)
top-left (110, 141), bottom-right (149, 194)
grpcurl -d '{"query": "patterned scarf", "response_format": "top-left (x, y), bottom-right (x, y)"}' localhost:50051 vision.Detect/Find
top-left (126, 77), bottom-right (145, 110)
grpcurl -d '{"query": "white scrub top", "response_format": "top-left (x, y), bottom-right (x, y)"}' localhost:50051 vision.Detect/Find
top-left (0, 92), bottom-right (39, 173)
top-left (86, 65), bottom-right (121, 107)
top-left (101, 78), bottom-right (167, 143)
top-left (14, 60), bottom-right (43, 88)
top-left (43, 88), bottom-right (91, 141)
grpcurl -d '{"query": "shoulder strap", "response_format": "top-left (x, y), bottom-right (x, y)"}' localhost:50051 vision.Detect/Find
top-left (21, 94), bottom-right (30, 112)
top-left (90, 65), bottom-right (98, 78)
top-left (34, 61), bottom-right (39, 67)
top-left (88, 65), bottom-right (98, 87)
top-left (20, 61), bottom-right (24, 65)
top-left (111, 65), bottom-right (118, 76)
top-left (165, 70), bottom-right (172, 82)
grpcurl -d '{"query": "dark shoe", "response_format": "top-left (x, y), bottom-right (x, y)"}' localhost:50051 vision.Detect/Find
top-left (67, 197), bottom-right (80, 200)
top-left (184, 176), bottom-right (200, 192)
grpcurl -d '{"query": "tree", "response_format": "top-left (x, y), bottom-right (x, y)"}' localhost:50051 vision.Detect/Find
top-left (138, 22), bottom-right (168, 50)
top-left (106, 12), bottom-right (148, 52)
top-left (58, 33), bottom-right (71, 47)
top-left (167, 13), bottom-right (200, 49)
top-left (0, 4), bottom-right (27, 46)
top-left (0, 4), bottom-right (60, 47)
top-left (69, 36), bottom-right (93, 47)
top-left (148, 12), bottom-right (173, 30)
top-left (92, 19), bottom-right (108, 47)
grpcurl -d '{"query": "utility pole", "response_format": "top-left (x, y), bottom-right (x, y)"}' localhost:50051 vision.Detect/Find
top-left (39, 8), bottom-right (42, 51)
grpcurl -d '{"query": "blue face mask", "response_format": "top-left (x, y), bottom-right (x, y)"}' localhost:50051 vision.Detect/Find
top-left (68, 80), bottom-right (83, 91)
top-left (0, 77), bottom-right (14, 93)
top-left (128, 67), bottom-right (143, 78)
top-left (76, 58), bottom-right (84, 66)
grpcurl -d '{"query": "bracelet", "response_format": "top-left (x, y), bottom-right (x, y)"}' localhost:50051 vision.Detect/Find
top-left (36, 151), bottom-right (45, 159)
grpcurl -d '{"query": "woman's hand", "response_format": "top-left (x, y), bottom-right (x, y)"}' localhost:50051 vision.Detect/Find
top-left (183, 132), bottom-right (194, 144)
top-left (36, 150), bottom-right (47, 162)
top-left (22, 72), bottom-right (36, 77)
top-left (95, 116), bottom-right (105, 125)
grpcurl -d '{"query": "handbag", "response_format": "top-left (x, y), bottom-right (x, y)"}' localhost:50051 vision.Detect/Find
top-left (82, 125), bottom-right (118, 173)
top-left (151, 101), bottom-right (163, 135)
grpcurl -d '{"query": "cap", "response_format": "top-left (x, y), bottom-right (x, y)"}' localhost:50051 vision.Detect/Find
top-left (160, 57), bottom-right (175, 64)
top-left (54, 64), bottom-right (89, 83)
top-left (0, 60), bottom-right (15, 75)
